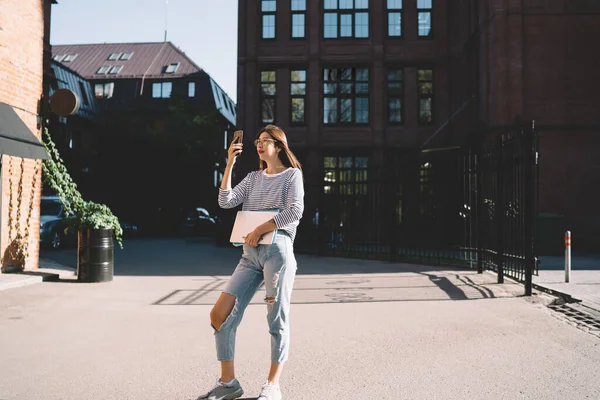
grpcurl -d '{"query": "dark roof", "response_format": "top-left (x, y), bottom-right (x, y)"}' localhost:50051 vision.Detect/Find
top-left (51, 42), bottom-right (202, 80)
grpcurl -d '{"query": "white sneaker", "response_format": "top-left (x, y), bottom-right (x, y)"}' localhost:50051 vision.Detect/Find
top-left (258, 382), bottom-right (282, 400)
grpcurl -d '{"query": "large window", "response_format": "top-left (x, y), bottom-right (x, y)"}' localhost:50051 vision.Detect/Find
top-left (261, 71), bottom-right (276, 124)
top-left (387, 0), bottom-right (402, 37)
top-left (323, 68), bottom-right (369, 124)
top-left (262, 0), bottom-right (276, 39)
top-left (324, 156), bottom-right (368, 195)
top-left (417, 0), bottom-right (432, 37)
top-left (291, 0), bottom-right (306, 38)
top-left (418, 69), bottom-right (433, 124)
top-left (94, 82), bottom-right (114, 99)
top-left (291, 70), bottom-right (306, 124)
top-left (387, 69), bottom-right (403, 123)
top-left (152, 82), bottom-right (172, 98)
top-left (324, 0), bottom-right (369, 39)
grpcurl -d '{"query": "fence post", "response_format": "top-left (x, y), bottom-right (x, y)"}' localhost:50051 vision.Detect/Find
top-left (523, 121), bottom-right (536, 296)
top-left (565, 230), bottom-right (571, 283)
top-left (475, 133), bottom-right (484, 274)
top-left (496, 134), bottom-right (505, 283)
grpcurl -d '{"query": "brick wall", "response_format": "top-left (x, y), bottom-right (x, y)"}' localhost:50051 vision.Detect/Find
top-left (0, 0), bottom-right (48, 271)
top-left (479, 0), bottom-right (600, 249)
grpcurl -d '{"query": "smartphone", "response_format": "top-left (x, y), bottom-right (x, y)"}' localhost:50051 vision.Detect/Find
top-left (233, 130), bottom-right (243, 144)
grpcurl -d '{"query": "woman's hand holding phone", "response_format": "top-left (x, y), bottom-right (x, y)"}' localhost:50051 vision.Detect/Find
top-left (227, 130), bottom-right (243, 166)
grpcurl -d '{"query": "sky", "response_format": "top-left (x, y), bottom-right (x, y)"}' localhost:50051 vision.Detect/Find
top-left (50, 0), bottom-right (239, 102)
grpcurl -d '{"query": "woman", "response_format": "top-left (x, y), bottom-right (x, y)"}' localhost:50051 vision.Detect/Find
top-left (200, 125), bottom-right (304, 400)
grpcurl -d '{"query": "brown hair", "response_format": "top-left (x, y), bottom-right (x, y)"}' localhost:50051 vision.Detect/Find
top-left (256, 125), bottom-right (302, 171)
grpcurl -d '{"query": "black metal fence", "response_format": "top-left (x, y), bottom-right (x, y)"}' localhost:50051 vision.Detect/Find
top-left (296, 122), bottom-right (539, 295)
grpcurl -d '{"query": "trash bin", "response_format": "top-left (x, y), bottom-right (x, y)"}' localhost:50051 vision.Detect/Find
top-left (77, 228), bottom-right (114, 282)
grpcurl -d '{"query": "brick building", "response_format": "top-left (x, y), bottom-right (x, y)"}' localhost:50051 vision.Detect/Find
top-left (0, 0), bottom-right (54, 272)
top-left (236, 0), bottom-right (600, 252)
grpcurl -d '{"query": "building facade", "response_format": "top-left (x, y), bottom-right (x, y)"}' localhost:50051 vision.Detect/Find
top-left (237, 0), bottom-right (472, 248)
top-left (0, 0), bottom-right (54, 272)
top-left (237, 0), bottom-right (600, 253)
top-left (51, 42), bottom-right (237, 232)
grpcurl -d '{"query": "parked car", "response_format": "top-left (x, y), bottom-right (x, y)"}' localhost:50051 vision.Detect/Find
top-left (181, 207), bottom-right (219, 237)
top-left (119, 221), bottom-right (139, 238)
top-left (39, 196), bottom-right (73, 250)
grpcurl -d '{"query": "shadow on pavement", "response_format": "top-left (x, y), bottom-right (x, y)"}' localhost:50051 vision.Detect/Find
top-left (40, 238), bottom-right (523, 305)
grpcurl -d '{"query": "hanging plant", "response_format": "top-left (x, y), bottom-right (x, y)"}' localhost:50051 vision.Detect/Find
top-left (41, 129), bottom-right (123, 248)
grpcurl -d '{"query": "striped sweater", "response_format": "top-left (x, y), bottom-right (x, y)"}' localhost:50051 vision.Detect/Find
top-left (218, 168), bottom-right (305, 242)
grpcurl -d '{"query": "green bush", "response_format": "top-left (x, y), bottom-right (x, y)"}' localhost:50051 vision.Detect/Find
top-left (41, 129), bottom-right (123, 248)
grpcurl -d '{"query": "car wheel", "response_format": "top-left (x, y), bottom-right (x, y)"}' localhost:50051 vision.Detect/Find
top-left (51, 231), bottom-right (62, 250)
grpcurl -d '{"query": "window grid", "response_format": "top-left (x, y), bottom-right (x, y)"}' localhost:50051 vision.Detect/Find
top-left (417, 0), bottom-right (432, 37)
top-left (387, 68), bottom-right (403, 124)
top-left (261, 71), bottom-right (276, 124)
top-left (291, 70), bottom-right (306, 125)
top-left (291, 0), bottom-right (306, 38)
top-left (387, 0), bottom-right (402, 37)
top-left (323, 156), bottom-right (368, 197)
top-left (323, 0), bottom-right (369, 39)
top-left (418, 69), bottom-right (433, 124)
top-left (323, 68), bottom-right (369, 125)
top-left (152, 82), bottom-right (172, 99)
top-left (262, 0), bottom-right (277, 39)
top-left (94, 82), bottom-right (114, 99)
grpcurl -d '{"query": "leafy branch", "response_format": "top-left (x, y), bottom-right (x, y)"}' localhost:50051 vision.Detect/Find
top-left (41, 129), bottom-right (123, 248)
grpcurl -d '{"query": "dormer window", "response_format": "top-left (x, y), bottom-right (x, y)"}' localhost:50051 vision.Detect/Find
top-left (165, 63), bottom-right (180, 74)
top-left (97, 65), bottom-right (111, 74)
top-left (108, 52), bottom-right (121, 60)
top-left (63, 54), bottom-right (78, 62)
top-left (120, 52), bottom-right (133, 60)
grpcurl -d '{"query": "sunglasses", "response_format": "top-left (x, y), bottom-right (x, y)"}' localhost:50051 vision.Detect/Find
top-left (254, 139), bottom-right (277, 147)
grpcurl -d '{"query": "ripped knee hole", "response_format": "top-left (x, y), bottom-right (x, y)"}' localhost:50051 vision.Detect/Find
top-left (264, 296), bottom-right (276, 304)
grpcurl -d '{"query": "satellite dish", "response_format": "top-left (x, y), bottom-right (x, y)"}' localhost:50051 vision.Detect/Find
top-left (49, 88), bottom-right (80, 116)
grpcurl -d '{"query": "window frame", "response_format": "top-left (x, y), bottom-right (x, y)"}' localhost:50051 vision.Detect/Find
top-left (96, 65), bottom-right (111, 75)
top-left (417, 68), bottom-right (434, 125)
top-left (188, 81), bottom-right (196, 98)
top-left (322, 67), bottom-right (370, 126)
top-left (417, 0), bottom-right (433, 38)
top-left (108, 65), bottom-right (123, 74)
top-left (63, 54), bottom-right (78, 62)
top-left (291, 0), bottom-right (307, 39)
top-left (94, 82), bottom-right (114, 99)
top-left (260, 70), bottom-right (277, 125)
top-left (290, 69), bottom-right (307, 125)
top-left (152, 81), bottom-right (173, 99)
top-left (165, 63), bottom-right (180, 74)
top-left (387, 67), bottom-right (404, 125)
top-left (108, 52), bottom-right (121, 61)
top-left (386, 0), bottom-right (403, 38)
top-left (261, 0), bottom-right (277, 40)
top-left (322, 155), bottom-right (369, 197)
top-left (322, 0), bottom-right (370, 39)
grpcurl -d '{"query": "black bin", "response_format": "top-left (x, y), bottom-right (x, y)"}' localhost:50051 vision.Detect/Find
top-left (77, 228), bottom-right (114, 282)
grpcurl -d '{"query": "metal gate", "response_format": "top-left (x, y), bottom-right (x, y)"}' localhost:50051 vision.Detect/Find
top-left (298, 122), bottom-right (539, 295)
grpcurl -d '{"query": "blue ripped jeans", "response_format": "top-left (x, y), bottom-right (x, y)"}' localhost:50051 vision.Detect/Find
top-left (214, 233), bottom-right (297, 364)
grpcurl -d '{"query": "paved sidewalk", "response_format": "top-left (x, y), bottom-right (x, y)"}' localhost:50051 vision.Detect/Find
top-left (534, 255), bottom-right (600, 312)
top-left (1, 239), bottom-right (599, 400)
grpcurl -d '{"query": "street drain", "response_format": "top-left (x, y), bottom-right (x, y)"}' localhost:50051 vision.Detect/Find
top-left (548, 301), bottom-right (600, 337)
